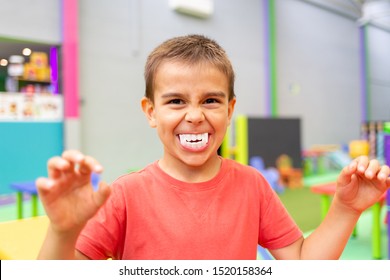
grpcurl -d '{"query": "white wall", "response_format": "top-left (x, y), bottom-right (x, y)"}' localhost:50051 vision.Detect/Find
top-left (277, 0), bottom-right (361, 148)
top-left (367, 25), bottom-right (390, 121)
top-left (78, 0), bottom-right (265, 182)
top-left (74, 0), bottom-right (390, 182)
top-left (1, 0), bottom-right (390, 184)
top-left (0, 0), bottom-right (61, 43)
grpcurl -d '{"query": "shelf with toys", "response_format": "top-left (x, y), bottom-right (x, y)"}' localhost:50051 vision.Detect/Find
top-left (0, 51), bottom-right (62, 122)
top-left (0, 46), bottom-right (64, 196)
top-left (0, 92), bottom-right (63, 122)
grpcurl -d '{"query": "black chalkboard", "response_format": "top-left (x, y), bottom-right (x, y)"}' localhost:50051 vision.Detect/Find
top-left (247, 117), bottom-right (302, 168)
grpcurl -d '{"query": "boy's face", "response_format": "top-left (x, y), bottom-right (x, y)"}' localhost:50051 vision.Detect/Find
top-left (142, 60), bottom-right (236, 175)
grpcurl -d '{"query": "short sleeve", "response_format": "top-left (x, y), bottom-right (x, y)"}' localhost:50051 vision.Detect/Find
top-left (258, 184), bottom-right (302, 249)
top-left (76, 184), bottom-right (126, 259)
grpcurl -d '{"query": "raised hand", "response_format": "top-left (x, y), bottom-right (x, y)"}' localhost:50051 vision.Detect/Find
top-left (36, 150), bottom-right (111, 235)
top-left (335, 156), bottom-right (390, 213)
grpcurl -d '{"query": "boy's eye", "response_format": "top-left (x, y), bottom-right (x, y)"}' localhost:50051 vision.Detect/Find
top-left (168, 99), bottom-right (184, 105)
top-left (204, 98), bottom-right (219, 104)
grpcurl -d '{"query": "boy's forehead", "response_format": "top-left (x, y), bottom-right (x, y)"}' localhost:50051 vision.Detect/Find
top-left (159, 59), bottom-right (215, 70)
top-left (150, 59), bottom-right (231, 100)
top-left (156, 60), bottom-right (227, 80)
top-left (153, 62), bottom-right (229, 94)
top-left (155, 60), bottom-right (227, 82)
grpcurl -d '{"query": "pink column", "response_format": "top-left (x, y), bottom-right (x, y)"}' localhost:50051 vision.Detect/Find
top-left (62, 0), bottom-right (79, 118)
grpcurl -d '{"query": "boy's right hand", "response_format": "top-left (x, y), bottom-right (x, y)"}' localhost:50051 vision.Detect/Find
top-left (36, 150), bottom-right (111, 235)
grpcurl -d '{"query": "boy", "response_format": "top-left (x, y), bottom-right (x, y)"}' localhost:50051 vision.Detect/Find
top-left (36, 34), bottom-right (390, 260)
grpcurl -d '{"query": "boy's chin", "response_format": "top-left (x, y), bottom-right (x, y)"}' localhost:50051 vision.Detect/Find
top-left (179, 154), bottom-right (219, 167)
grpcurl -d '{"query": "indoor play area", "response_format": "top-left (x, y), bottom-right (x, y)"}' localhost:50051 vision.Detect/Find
top-left (1, 0), bottom-right (390, 262)
top-left (0, 117), bottom-right (389, 260)
top-left (221, 116), bottom-right (390, 260)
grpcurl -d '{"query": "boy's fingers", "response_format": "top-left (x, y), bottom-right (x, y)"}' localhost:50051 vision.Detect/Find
top-left (35, 177), bottom-right (55, 194)
top-left (339, 156), bottom-right (383, 186)
top-left (49, 151), bottom-right (103, 177)
top-left (47, 157), bottom-right (71, 178)
top-left (62, 150), bottom-right (85, 164)
top-left (338, 165), bottom-right (354, 186)
top-left (386, 177), bottom-right (390, 187)
top-left (377, 165), bottom-right (390, 181)
top-left (79, 156), bottom-right (104, 175)
top-left (354, 156), bottom-right (369, 173)
top-left (93, 181), bottom-right (111, 207)
top-left (364, 159), bottom-right (380, 179)
top-left (342, 156), bottom-right (390, 187)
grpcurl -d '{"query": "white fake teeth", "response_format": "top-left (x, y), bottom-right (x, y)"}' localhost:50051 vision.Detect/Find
top-left (179, 133), bottom-right (209, 149)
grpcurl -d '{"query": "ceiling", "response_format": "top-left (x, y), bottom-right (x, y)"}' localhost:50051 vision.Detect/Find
top-left (0, 0), bottom-right (389, 64)
top-left (304, 0), bottom-right (390, 30)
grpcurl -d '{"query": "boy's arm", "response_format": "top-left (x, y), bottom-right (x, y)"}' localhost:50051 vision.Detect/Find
top-left (36, 150), bottom-right (111, 260)
top-left (270, 156), bottom-right (390, 260)
top-left (38, 224), bottom-right (90, 259)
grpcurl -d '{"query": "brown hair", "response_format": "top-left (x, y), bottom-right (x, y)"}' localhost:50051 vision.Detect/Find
top-left (144, 34), bottom-right (235, 102)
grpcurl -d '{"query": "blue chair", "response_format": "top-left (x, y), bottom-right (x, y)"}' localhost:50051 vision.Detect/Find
top-left (10, 181), bottom-right (39, 219)
top-left (250, 156), bottom-right (284, 193)
top-left (10, 173), bottom-right (101, 219)
top-left (91, 172), bottom-right (101, 190)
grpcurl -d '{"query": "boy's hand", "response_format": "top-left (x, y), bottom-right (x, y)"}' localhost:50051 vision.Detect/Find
top-left (335, 156), bottom-right (390, 214)
top-left (36, 150), bottom-right (111, 235)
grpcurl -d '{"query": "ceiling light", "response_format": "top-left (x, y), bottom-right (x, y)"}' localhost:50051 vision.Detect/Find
top-left (169, 0), bottom-right (213, 19)
top-left (22, 48), bottom-right (32, 56)
top-left (358, 0), bottom-right (390, 26)
top-left (0, 59), bottom-right (8, 66)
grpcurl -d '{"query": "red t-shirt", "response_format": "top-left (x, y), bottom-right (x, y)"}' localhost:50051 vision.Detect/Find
top-left (76, 158), bottom-right (302, 259)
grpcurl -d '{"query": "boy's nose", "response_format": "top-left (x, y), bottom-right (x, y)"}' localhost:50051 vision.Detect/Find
top-left (185, 106), bottom-right (205, 123)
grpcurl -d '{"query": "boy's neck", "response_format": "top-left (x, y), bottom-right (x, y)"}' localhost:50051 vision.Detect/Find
top-left (158, 155), bottom-right (222, 183)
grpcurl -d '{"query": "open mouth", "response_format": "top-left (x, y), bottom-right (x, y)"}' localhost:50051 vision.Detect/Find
top-left (178, 133), bottom-right (209, 149)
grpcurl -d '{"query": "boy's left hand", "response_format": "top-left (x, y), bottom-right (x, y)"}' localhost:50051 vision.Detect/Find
top-left (335, 156), bottom-right (390, 214)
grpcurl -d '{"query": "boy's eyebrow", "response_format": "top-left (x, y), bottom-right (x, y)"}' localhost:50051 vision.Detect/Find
top-left (204, 91), bottom-right (227, 98)
top-left (161, 91), bottom-right (227, 99)
top-left (160, 92), bottom-right (183, 99)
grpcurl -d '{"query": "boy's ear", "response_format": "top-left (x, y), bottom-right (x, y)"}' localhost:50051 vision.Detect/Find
top-left (227, 97), bottom-right (236, 126)
top-left (141, 97), bottom-right (157, 128)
